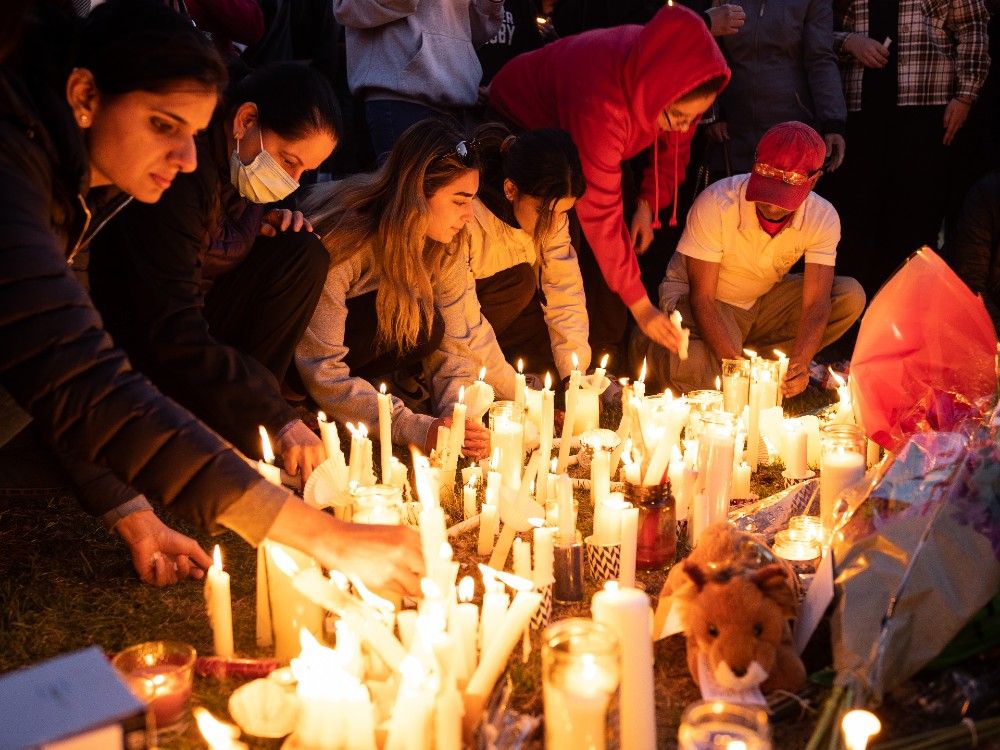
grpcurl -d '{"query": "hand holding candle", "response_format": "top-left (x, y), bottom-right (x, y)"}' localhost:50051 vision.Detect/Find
top-left (669, 310), bottom-right (690, 361)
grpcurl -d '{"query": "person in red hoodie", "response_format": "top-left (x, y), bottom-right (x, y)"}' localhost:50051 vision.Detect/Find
top-left (489, 4), bottom-right (730, 366)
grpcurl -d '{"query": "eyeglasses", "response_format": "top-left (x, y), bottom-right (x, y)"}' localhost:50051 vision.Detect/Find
top-left (752, 162), bottom-right (823, 186)
top-left (453, 139), bottom-right (479, 165)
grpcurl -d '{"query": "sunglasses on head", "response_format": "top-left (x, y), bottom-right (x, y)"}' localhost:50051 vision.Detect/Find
top-left (752, 161), bottom-right (823, 186)
top-left (452, 139), bottom-right (479, 165)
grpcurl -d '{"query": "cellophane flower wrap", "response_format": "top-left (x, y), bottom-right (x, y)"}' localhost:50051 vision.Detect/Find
top-left (828, 249), bottom-right (1000, 703)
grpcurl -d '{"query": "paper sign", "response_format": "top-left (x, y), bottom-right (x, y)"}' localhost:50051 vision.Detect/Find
top-left (652, 596), bottom-right (685, 640)
top-left (795, 550), bottom-right (835, 653)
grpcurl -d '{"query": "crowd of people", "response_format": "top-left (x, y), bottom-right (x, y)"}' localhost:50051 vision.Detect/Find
top-left (0, 0), bottom-right (994, 588)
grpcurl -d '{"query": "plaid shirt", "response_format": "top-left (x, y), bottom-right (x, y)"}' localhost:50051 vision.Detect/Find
top-left (833, 0), bottom-right (990, 111)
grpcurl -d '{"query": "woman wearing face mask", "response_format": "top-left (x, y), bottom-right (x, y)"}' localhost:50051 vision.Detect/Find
top-left (462, 123), bottom-right (589, 397)
top-left (297, 119), bottom-right (491, 458)
top-left (88, 61), bottom-right (341, 482)
top-left (0, 0), bottom-right (423, 594)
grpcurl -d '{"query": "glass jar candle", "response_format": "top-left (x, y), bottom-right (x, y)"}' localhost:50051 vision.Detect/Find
top-left (678, 700), bottom-right (771, 750)
top-left (819, 423), bottom-right (866, 531)
top-left (771, 528), bottom-right (821, 577)
top-left (112, 641), bottom-right (196, 735)
top-left (693, 412), bottom-right (738, 540)
top-left (685, 389), bottom-right (724, 441)
top-left (351, 484), bottom-right (404, 525)
top-left (489, 400), bottom-right (525, 491)
top-left (542, 618), bottom-right (620, 750)
top-left (577, 428), bottom-right (621, 472)
top-left (721, 358), bottom-right (751, 416)
top-left (624, 481), bottom-right (676, 569)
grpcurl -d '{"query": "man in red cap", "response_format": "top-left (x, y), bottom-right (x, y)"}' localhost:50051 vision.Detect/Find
top-left (634, 121), bottom-right (865, 396)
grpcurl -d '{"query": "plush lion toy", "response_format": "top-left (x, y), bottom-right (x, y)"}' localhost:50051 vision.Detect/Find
top-left (659, 522), bottom-right (807, 694)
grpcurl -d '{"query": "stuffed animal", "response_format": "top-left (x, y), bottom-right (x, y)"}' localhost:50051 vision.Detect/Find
top-left (659, 522), bottom-right (807, 695)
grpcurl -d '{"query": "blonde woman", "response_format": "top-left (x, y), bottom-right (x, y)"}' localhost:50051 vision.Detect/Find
top-left (297, 119), bottom-right (490, 458)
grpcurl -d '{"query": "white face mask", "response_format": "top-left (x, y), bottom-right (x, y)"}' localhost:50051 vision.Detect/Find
top-left (229, 127), bottom-right (299, 203)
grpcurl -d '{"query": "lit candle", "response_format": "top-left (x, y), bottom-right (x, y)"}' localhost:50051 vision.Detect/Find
top-left (316, 411), bottom-right (344, 466)
top-left (384, 657), bottom-right (432, 750)
top-left (841, 710), bottom-right (881, 750)
top-left (574, 386), bottom-right (600, 435)
top-left (830, 368), bottom-right (856, 425)
top-left (820, 448), bottom-right (865, 530)
top-left (515, 358), bottom-right (527, 408)
top-left (543, 640), bottom-right (619, 750)
top-left (493, 411), bottom-right (524, 492)
top-left (591, 582), bottom-right (656, 750)
top-left (772, 529), bottom-right (821, 563)
top-left (556, 354), bottom-right (581, 472)
top-left (618, 506), bottom-right (639, 587)
top-left (634, 358), bottom-right (647, 400)
top-left (257, 425), bottom-right (282, 486)
top-left (478, 570), bottom-right (509, 653)
top-left (773, 349), bottom-right (789, 406)
top-left (478, 502), bottom-right (498, 556)
top-left (533, 525), bottom-right (555, 587)
top-left (729, 461), bottom-right (751, 500)
top-left (536, 373), bottom-right (555, 505)
top-left (747, 367), bottom-right (775, 472)
top-left (445, 386), bottom-right (467, 478)
top-left (513, 537), bottom-right (532, 580)
top-left (642, 396), bottom-right (690, 486)
top-left (377, 384), bottom-right (393, 482)
top-left (451, 576), bottom-right (479, 685)
top-left (261, 543), bottom-right (325, 662)
top-left (346, 422), bottom-right (369, 485)
top-left (594, 493), bottom-right (629, 547)
top-left (721, 358), bottom-right (751, 416)
top-left (595, 352), bottom-right (610, 381)
top-left (195, 707), bottom-right (247, 750)
top-left (205, 545), bottom-right (234, 658)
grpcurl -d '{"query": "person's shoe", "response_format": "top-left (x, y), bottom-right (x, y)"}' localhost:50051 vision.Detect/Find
top-left (390, 367), bottom-right (431, 413)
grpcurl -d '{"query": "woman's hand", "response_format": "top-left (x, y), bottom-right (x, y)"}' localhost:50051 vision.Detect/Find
top-left (823, 133), bottom-right (846, 171)
top-left (843, 34), bottom-right (889, 68)
top-left (943, 98), bottom-right (971, 146)
top-left (260, 209), bottom-right (313, 237)
top-left (780, 357), bottom-right (811, 398)
top-left (629, 296), bottom-right (682, 352)
top-left (425, 417), bottom-right (491, 461)
top-left (706, 4), bottom-right (745, 36)
top-left (276, 420), bottom-right (326, 481)
top-left (630, 199), bottom-right (655, 256)
top-left (115, 510), bottom-right (212, 587)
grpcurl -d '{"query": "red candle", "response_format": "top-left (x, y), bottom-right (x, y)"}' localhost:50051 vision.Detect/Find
top-left (128, 665), bottom-right (192, 730)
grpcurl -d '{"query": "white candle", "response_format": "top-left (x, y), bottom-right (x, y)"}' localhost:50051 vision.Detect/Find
top-left (642, 397), bottom-right (690, 486)
top-left (747, 369), bottom-right (774, 472)
top-left (773, 349), bottom-right (789, 406)
top-left (514, 359), bottom-right (527, 408)
top-left (478, 503), bottom-right (498, 555)
top-left (257, 425), bottom-right (282, 486)
top-left (436, 424), bottom-right (450, 457)
top-left (556, 355), bottom-right (581, 472)
top-left (261, 542), bottom-right (325, 662)
top-left (463, 479), bottom-right (477, 520)
top-left (782, 418), bottom-right (809, 477)
top-left (618, 507), bottom-right (639, 587)
top-left (729, 461), bottom-right (752, 500)
top-left (820, 448), bottom-right (865, 530)
top-left (445, 387), bottom-right (467, 477)
top-left (867, 438), bottom-right (881, 468)
top-left (494, 416), bottom-right (524, 492)
top-left (759, 405), bottom-right (785, 461)
top-left (465, 589), bottom-right (543, 730)
top-left (594, 494), bottom-right (629, 547)
top-left (595, 352), bottom-right (610, 380)
top-left (634, 358), bottom-right (647, 400)
top-left (205, 545), bottom-right (234, 658)
top-left (536, 374), bottom-right (555, 504)
top-left (451, 576), bottom-right (479, 685)
top-left (591, 448), bottom-right (611, 506)
top-left (544, 652), bottom-right (618, 750)
top-left (384, 657), bottom-right (432, 750)
top-left (512, 537), bottom-right (532, 580)
top-left (533, 526), bottom-right (555, 587)
top-left (574, 388), bottom-right (600, 435)
top-left (669, 310), bottom-right (690, 361)
top-left (478, 575), bottom-right (509, 653)
top-left (316, 411), bottom-right (344, 466)
top-left (346, 422), bottom-right (369, 485)
top-left (377, 384), bottom-right (393, 483)
top-left (591, 582), bottom-right (656, 750)
top-left (556, 473), bottom-right (575, 546)
top-left (696, 420), bottom-right (735, 533)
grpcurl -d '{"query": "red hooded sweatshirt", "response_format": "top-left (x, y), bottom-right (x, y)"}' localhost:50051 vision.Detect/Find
top-left (489, 5), bottom-right (730, 307)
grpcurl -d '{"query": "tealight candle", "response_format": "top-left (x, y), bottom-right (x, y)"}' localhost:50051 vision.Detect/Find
top-left (841, 709), bottom-right (881, 750)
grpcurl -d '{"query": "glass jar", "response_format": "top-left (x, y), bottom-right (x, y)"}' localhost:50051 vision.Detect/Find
top-left (489, 401), bottom-right (525, 491)
top-left (692, 412), bottom-right (738, 543)
top-left (678, 700), bottom-right (771, 750)
top-left (112, 641), bottom-right (196, 736)
top-left (771, 528), bottom-right (821, 577)
top-left (542, 619), bottom-right (620, 750)
top-left (819, 423), bottom-right (866, 532)
top-left (721, 358), bottom-right (751, 416)
top-left (350, 484), bottom-right (404, 525)
top-left (624, 481), bottom-right (676, 569)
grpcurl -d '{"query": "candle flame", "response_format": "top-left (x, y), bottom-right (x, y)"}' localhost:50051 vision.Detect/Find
top-left (195, 707), bottom-right (240, 749)
top-left (773, 348), bottom-right (787, 360)
top-left (528, 517), bottom-right (544, 528)
top-left (603, 580), bottom-right (620, 593)
top-left (841, 710), bottom-right (881, 750)
top-left (619, 376), bottom-right (629, 386)
top-left (517, 358), bottom-right (524, 374)
top-left (544, 371), bottom-right (552, 390)
top-left (380, 382), bottom-right (387, 395)
top-left (571, 351), bottom-right (579, 369)
top-left (345, 421), bottom-right (358, 437)
top-left (478, 563), bottom-right (533, 592)
top-left (550, 457), bottom-right (558, 474)
top-left (358, 422), bottom-right (368, 438)
top-left (828, 367), bottom-right (847, 389)
top-left (715, 376), bottom-right (721, 390)
top-left (317, 410), bottom-right (328, 423)
top-left (212, 544), bottom-right (222, 570)
top-left (258, 425), bottom-right (275, 464)
top-left (459, 385), bottom-right (466, 404)
top-left (458, 576), bottom-right (474, 602)
top-left (478, 366), bottom-right (487, 381)
top-left (600, 353), bottom-right (610, 369)
top-left (638, 357), bottom-right (647, 383)
top-left (743, 348), bottom-right (758, 359)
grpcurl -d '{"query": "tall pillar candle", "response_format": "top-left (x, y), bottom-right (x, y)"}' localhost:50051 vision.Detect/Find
top-left (377, 384), bottom-right (393, 483)
top-left (556, 358), bottom-right (582, 472)
top-left (445, 387), bottom-right (467, 478)
top-left (591, 582), bottom-right (656, 750)
top-left (820, 432), bottom-right (866, 530)
top-left (451, 576), bottom-right (479, 685)
top-left (316, 411), bottom-right (344, 466)
top-left (591, 447), bottom-right (611, 506)
top-left (574, 388), bottom-right (600, 435)
top-left (205, 545), bottom-right (234, 658)
top-left (514, 359), bottom-right (527, 408)
top-left (782, 418), bottom-right (809, 478)
top-left (533, 525), bottom-right (555, 587)
top-left (773, 350), bottom-right (789, 407)
top-left (536, 376), bottom-right (555, 505)
top-left (618, 507), bottom-right (639, 588)
top-left (512, 537), bottom-right (532, 580)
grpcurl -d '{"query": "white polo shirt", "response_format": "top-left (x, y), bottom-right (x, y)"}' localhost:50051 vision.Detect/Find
top-left (672, 175), bottom-right (840, 310)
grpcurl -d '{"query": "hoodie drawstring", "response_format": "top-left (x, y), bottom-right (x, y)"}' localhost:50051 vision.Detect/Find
top-left (650, 134), bottom-right (680, 230)
top-left (669, 135), bottom-right (679, 227)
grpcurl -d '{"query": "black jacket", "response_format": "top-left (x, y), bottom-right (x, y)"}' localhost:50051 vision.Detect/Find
top-left (0, 62), bottom-right (272, 533)
top-left (88, 119), bottom-right (298, 458)
top-left (953, 172), bottom-right (1000, 333)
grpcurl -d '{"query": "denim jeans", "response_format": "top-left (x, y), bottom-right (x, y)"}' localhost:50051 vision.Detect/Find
top-left (365, 99), bottom-right (457, 163)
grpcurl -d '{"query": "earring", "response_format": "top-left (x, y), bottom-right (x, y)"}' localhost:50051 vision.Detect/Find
top-left (79, 114), bottom-right (89, 125)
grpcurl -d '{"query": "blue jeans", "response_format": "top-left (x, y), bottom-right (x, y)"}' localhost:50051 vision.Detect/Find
top-left (365, 99), bottom-right (456, 163)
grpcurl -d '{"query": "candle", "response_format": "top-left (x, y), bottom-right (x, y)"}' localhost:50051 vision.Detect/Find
top-left (695, 413), bottom-right (736, 525)
top-left (491, 403), bottom-right (525, 492)
top-left (384, 657), bottom-right (433, 750)
top-left (800, 414), bottom-right (822, 467)
top-left (478, 572), bottom-right (510, 654)
top-left (747, 365), bottom-right (776, 472)
top-left (772, 529), bottom-right (821, 564)
top-left (642, 396), bottom-right (690, 486)
top-left (595, 353), bottom-right (610, 380)
top-left (436, 424), bottom-right (450, 457)
top-left (841, 709), bottom-right (881, 750)
top-left (829, 368), bottom-right (855, 425)
top-left (445, 386), bottom-right (467, 477)
top-left (781, 418), bottom-right (810, 478)
top-left (556, 473), bottom-right (575, 546)
top-left (262, 543), bottom-right (325, 662)
top-left (346, 422), bottom-right (370, 485)
top-left (591, 447), bottom-right (611, 506)
top-left (556, 354), bottom-right (582, 472)
top-left (515, 358), bottom-right (527, 408)
top-left (820, 448), bottom-right (865, 530)
top-left (377, 384), bottom-right (392, 482)
top-left (721, 358), bottom-right (750, 416)
top-left (773, 349), bottom-right (789, 406)
top-left (729, 461), bottom-right (751, 500)
top-left (129, 665), bottom-right (193, 731)
top-left (533, 525), bottom-right (555, 586)
top-left (463, 478), bottom-right (477, 520)
top-left (594, 494), bottom-right (629, 546)
top-left (591, 582), bottom-right (656, 750)
top-left (513, 537), bottom-right (532, 580)
top-left (678, 701), bottom-right (770, 750)
top-left (478, 502), bottom-right (498, 555)
top-left (465, 589), bottom-right (543, 730)
top-left (634, 358), bottom-right (647, 400)
top-left (542, 620), bottom-right (620, 750)
top-left (257, 425), bottom-right (282, 486)
top-left (451, 576), bottom-right (479, 685)
top-left (574, 387), bottom-right (600, 435)
top-left (316, 411), bottom-right (344, 466)
top-left (536, 373), bottom-right (555, 504)
top-left (669, 310), bottom-right (690, 360)
top-left (618, 507), bottom-right (639, 587)
top-left (205, 545), bottom-right (234, 658)
top-left (195, 707), bottom-right (247, 750)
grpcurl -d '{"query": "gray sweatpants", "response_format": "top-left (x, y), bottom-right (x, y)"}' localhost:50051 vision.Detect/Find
top-left (632, 273), bottom-right (866, 394)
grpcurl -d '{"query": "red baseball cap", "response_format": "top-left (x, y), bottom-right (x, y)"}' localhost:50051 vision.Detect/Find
top-left (745, 121), bottom-right (826, 212)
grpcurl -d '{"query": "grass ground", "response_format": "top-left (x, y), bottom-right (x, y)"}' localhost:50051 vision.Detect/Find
top-left (5, 384), bottom-right (991, 749)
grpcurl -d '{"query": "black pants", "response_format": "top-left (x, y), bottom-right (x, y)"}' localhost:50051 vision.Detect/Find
top-left (475, 263), bottom-right (556, 376)
top-left (819, 104), bottom-right (950, 302)
top-left (341, 290), bottom-right (445, 381)
top-left (204, 230), bottom-right (329, 385)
